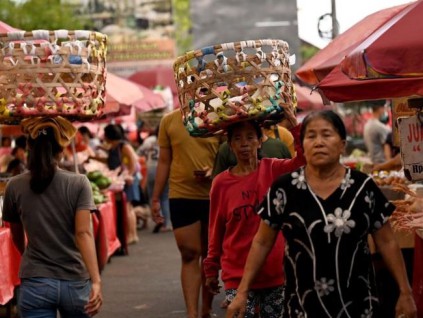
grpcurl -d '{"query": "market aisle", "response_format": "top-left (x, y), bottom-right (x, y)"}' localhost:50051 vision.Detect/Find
top-left (97, 223), bottom-right (226, 318)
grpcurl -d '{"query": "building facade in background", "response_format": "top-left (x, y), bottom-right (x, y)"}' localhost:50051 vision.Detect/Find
top-left (68, 0), bottom-right (301, 76)
top-left (192, 0), bottom-right (301, 70)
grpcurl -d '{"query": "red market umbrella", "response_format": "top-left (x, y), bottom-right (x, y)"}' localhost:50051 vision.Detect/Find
top-left (104, 73), bottom-right (166, 116)
top-left (128, 66), bottom-right (177, 94)
top-left (295, 2), bottom-right (411, 86)
top-left (341, 0), bottom-right (423, 80)
top-left (294, 83), bottom-right (325, 111)
top-left (317, 64), bottom-right (423, 102)
top-left (0, 21), bottom-right (19, 33)
top-left (128, 66), bottom-right (180, 108)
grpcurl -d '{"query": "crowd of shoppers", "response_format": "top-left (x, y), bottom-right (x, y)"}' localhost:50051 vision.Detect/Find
top-left (0, 102), bottom-right (417, 318)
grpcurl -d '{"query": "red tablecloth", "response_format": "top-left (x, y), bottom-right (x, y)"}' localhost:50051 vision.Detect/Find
top-left (108, 189), bottom-right (129, 255)
top-left (0, 227), bottom-right (21, 305)
top-left (93, 191), bottom-right (121, 260)
top-left (413, 232), bottom-right (423, 317)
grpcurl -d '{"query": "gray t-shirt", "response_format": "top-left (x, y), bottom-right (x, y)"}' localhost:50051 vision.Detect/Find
top-left (363, 118), bottom-right (390, 164)
top-left (2, 169), bottom-right (96, 280)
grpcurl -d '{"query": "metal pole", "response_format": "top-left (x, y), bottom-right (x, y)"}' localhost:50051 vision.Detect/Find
top-left (331, 0), bottom-right (339, 38)
top-left (70, 138), bottom-right (80, 174)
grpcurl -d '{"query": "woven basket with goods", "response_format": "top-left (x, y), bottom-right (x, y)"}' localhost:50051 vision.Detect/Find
top-left (0, 30), bottom-right (107, 124)
top-left (173, 39), bottom-right (296, 137)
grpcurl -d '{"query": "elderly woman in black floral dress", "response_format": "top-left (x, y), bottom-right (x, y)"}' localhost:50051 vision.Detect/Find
top-left (227, 110), bottom-right (416, 318)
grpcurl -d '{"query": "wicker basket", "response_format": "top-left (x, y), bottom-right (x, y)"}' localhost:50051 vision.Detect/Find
top-left (0, 30), bottom-right (107, 124)
top-left (173, 39), bottom-right (296, 137)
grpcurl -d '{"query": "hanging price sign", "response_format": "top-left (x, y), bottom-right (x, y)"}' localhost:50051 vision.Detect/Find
top-left (398, 115), bottom-right (423, 181)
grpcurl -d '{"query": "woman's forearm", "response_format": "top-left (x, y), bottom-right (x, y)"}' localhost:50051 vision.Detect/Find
top-left (76, 228), bottom-right (101, 284)
top-left (152, 148), bottom-right (171, 201)
top-left (373, 224), bottom-right (411, 293)
top-left (237, 221), bottom-right (278, 293)
top-left (89, 155), bottom-right (107, 164)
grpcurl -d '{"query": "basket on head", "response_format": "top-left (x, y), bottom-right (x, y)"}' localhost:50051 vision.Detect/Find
top-left (173, 39), bottom-right (297, 137)
top-left (0, 30), bottom-right (107, 124)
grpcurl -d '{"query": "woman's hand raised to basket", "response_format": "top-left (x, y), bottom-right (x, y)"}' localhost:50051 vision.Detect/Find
top-left (279, 102), bottom-right (298, 130)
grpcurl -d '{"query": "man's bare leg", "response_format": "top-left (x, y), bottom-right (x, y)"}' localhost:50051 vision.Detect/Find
top-left (174, 221), bottom-right (203, 318)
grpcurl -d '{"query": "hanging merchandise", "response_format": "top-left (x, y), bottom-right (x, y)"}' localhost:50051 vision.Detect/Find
top-left (398, 101), bottom-right (423, 182)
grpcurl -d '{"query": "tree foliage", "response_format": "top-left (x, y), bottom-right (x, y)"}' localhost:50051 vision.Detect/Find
top-left (299, 44), bottom-right (320, 65)
top-left (0, 0), bottom-right (91, 31)
top-left (173, 0), bottom-right (192, 55)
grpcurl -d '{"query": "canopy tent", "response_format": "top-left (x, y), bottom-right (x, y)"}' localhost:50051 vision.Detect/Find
top-left (128, 66), bottom-right (180, 108)
top-left (317, 65), bottom-right (423, 102)
top-left (128, 66), bottom-right (177, 94)
top-left (317, 0), bottom-right (423, 103)
top-left (0, 21), bottom-right (19, 33)
top-left (295, 2), bottom-right (411, 86)
top-left (341, 0), bottom-right (423, 80)
top-left (103, 73), bottom-right (166, 117)
top-left (294, 83), bottom-right (325, 111)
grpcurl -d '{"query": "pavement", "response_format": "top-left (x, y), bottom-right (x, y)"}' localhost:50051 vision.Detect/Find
top-left (97, 223), bottom-right (227, 318)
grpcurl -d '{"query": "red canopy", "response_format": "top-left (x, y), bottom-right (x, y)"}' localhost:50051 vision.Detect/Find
top-left (104, 73), bottom-right (166, 116)
top-left (342, 0), bottom-right (423, 79)
top-left (0, 21), bottom-right (19, 33)
top-left (317, 65), bottom-right (423, 102)
top-left (294, 84), bottom-right (325, 111)
top-left (128, 66), bottom-right (177, 93)
top-left (295, 3), bottom-right (411, 85)
top-left (128, 66), bottom-right (180, 108)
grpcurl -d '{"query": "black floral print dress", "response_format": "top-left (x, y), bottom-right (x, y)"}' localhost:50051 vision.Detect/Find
top-left (258, 167), bottom-right (395, 318)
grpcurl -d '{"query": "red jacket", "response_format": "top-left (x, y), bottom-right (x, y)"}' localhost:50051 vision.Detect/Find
top-left (204, 125), bottom-right (305, 290)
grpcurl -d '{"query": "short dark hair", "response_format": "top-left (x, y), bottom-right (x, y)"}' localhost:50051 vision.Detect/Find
top-left (300, 110), bottom-right (347, 146)
top-left (104, 124), bottom-right (123, 141)
top-left (227, 120), bottom-right (262, 142)
top-left (368, 100), bottom-right (386, 111)
top-left (78, 126), bottom-right (93, 138)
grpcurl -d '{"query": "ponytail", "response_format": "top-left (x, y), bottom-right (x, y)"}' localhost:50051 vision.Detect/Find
top-left (27, 128), bottom-right (63, 193)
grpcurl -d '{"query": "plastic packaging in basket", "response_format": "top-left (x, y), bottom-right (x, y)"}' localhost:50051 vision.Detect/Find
top-left (0, 30), bottom-right (107, 124)
top-left (174, 39), bottom-right (296, 137)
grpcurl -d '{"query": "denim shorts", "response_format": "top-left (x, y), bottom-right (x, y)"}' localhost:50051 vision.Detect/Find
top-left (19, 277), bottom-right (91, 318)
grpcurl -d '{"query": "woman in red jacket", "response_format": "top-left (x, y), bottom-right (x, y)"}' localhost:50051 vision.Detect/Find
top-left (204, 103), bottom-right (305, 318)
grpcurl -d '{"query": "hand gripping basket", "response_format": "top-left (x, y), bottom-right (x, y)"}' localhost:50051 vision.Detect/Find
top-left (0, 30), bottom-right (107, 124)
top-left (173, 39), bottom-right (296, 137)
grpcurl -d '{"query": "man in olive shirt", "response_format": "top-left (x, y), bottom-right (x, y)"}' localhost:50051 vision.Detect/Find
top-left (212, 131), bottom-right (291, 177)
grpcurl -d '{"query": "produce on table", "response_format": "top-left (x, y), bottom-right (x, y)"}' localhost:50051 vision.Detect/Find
top-left (87, 170), bottom-right (112, 189)
top-left (87, 170), bottom-right (112, 204)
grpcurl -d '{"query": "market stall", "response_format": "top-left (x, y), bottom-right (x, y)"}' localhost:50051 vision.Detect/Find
top-left (296, 2), bottom-right (423, 314)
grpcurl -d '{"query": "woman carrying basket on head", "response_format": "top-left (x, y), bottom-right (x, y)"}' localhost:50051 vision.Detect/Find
top-left (204, 102), bottom-right (305, 317)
